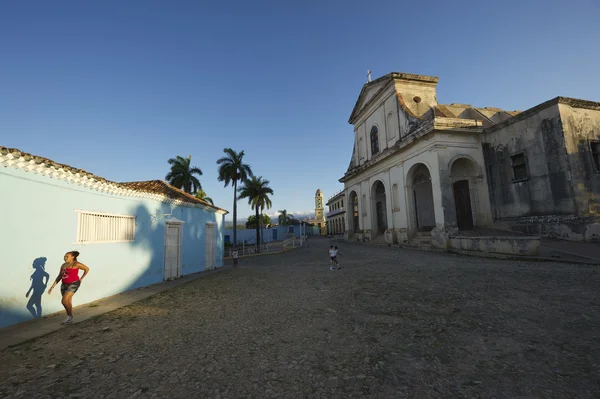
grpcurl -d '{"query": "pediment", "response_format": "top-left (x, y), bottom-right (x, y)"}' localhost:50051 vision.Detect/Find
top-left (348, 75), bottom-right (393, 124)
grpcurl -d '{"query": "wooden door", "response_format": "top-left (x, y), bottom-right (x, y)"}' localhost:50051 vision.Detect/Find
top-left (453, 180), bottom-right (474, 230)
top-left (205, 224), bottom-right (215, 271)
top-left (164, 223), bottom-right (181, 280)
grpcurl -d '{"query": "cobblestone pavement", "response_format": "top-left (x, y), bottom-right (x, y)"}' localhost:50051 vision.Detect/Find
top-left (2, 238), bottom-right (600, 398)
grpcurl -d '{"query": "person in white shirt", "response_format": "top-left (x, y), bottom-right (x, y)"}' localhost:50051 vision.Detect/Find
top-left (232, 249), bottom-right (239, 267)
top-left (328, 246), bottom-right (341, 271)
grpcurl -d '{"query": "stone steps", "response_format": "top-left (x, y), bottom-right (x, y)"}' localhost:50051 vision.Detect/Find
top-left (405, 233), bottom-right (432, 249)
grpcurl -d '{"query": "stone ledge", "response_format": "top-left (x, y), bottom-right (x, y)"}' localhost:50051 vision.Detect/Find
top-left (449, 235), bottom-right (541, 256)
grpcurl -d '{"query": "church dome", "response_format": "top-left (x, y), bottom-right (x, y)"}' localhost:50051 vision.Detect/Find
top-left (316, 189), bottom-right (322, 196)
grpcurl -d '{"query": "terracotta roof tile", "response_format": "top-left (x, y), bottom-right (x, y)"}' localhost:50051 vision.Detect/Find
top-left (119, 180), bottom-right (223, 211)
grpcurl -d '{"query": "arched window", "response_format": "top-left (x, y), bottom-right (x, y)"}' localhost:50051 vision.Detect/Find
top-left (370, 126), bottom-right (379, 155)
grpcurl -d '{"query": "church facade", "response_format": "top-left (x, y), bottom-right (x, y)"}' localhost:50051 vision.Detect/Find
top-left (340, 72), bottom-right (600, 246)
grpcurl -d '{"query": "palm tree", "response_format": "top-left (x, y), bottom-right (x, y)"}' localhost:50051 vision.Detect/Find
top-left (217, 148), bottom-right (253, 249)
top-left (278, 209), bottom-right (293, 226)
top-left (194, 189), bottom-right (214, 205)
top-left (165, 155), bottom-right (203, 194)
top-left (238, 176), bottom-right (274, 251)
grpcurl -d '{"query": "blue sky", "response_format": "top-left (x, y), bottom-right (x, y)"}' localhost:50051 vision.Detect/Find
top-left (1, 1), bottom-right (599, 221)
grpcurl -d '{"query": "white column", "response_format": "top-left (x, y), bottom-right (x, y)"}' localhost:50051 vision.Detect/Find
top-left (385, 169), bottom-right (393, 230)
top-left (429, 155), bottom-right (446, 227)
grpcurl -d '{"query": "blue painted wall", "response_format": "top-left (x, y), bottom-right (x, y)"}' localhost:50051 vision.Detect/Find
top-left (0, 166), bottom-right (225, 329)
top-left (224, 224), bottom-right (319, 244)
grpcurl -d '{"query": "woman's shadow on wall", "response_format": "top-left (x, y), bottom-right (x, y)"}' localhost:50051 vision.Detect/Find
top-left (25, 257), bottom-right (49, 318)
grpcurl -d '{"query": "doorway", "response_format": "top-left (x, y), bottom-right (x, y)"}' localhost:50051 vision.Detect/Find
top-left (453, 180), bottom-right (474, 230)
top-left (164, 223), bottom-right (182, 280)
top-left (413, 172), bottom-right (435, 231)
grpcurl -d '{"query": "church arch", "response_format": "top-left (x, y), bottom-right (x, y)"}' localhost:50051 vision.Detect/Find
top-left (370, 180), bottom-right (388, 236)
top-left (449, 156), bottom-right (483, 230)
top-left (405, 163), bottom-right (436, 235)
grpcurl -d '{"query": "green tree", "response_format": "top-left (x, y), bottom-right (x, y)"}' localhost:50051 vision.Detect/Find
top-left (217, 148), bottom-right (253, 249)
top-left (278, 209), bottom-right (293, 226)
top-left (245, 214), bottom-right (272, 229)
top-left (194, 189), bottom-right (214, 205)
top-left (238, 176), bottom-right (274, 251)
top-left (165, 155), bottom-right (203, 194)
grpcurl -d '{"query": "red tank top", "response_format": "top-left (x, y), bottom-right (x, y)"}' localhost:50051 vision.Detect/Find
top-left (62, 266), bottom-right (80, 284)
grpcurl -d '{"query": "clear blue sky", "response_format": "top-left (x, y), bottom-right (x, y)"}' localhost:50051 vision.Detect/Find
top-left (1, 1), bottom-right (599, 221)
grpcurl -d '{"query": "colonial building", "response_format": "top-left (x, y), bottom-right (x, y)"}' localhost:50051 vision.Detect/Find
top-left (340, 72), bottom-right (600, 246)
top-left (326, 191), bottom-right (345, 235)
top-left (308, 189), bottom-right (327, 235)
top-left (0, 146), bottom-right (228, 328)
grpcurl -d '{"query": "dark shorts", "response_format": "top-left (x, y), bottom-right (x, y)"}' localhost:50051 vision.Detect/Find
top-left (61, 280), bottom-right (81, 296)
top-left (330, 256), bottom-right (337, 261)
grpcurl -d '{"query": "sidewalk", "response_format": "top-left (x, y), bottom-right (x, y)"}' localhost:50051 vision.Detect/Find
top-left (0, 265), bottom-right (231, 351)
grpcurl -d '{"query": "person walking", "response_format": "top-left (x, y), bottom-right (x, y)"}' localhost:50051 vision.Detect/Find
top-left (48, 251), bottom-right (90, 325)
top-left (333, 246), bottom-right (342, 270)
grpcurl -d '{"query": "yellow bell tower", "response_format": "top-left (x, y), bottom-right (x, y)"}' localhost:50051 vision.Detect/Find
top-left (313, 189), bottom-right (327, 235)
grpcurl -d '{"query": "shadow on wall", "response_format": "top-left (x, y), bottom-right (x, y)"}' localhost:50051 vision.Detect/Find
top-left (124, 203), bottom-right (165, 291)
top-left (25, 257), bottom-right (49, 318)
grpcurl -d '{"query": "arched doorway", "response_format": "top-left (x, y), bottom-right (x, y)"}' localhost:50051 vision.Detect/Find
top-left (407, 164), bottom-right (436, 233)
top-left (349, 191), bottom-right (359, 233)
top-left (450, 157), bottom-right (480, 230)
top-left (371, 181), bottom-right (387, 235)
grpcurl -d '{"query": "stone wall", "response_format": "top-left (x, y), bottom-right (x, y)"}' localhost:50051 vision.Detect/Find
top-left (483, 98), bottom-right (600, 241)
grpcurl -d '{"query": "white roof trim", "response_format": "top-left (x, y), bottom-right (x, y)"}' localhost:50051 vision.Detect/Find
top-left (1, 151), bottom-right (227, 214)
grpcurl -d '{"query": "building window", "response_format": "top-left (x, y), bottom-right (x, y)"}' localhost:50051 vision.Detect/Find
top-left (370, 126), bottom-right (380, 155)
top-left (590, 141), bottom-right (600, 172)
top-left (76, 211), bottom-right (136, 244)
top-left (341, 199), bottom-right (344, 208)
top-left (288, 225), bottom-right (294, 233)
top-left (510, 153), bottom-right (528, 181)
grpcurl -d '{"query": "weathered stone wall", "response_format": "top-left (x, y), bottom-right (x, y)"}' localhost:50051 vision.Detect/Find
top-left (483, 98), bottom-right (600, 241)
top-left (482, 102), bottom-right (575, 219)
top-left (559, 102), bottom-right (600, 217)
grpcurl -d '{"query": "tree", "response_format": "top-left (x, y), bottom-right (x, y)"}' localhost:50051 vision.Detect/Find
top-left (194, 189), bottom-right (214, 205)
top-left (278, 209), bottom-right (293, 226)
top-left (165, 155), bottom-right (203, 194)
top-left (217, 148), bottom-right (253, 249)
top-left (238, 176), bottom-right (274, 251)
top-left (245, 214), bottom-right (272, 229)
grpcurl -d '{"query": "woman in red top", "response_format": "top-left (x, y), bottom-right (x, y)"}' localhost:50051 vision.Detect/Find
top-left (48, 251), bottom-right (90, 325)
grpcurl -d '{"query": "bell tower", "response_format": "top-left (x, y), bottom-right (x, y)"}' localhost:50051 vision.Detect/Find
top-left (315, 189), bottom-right (325, 222)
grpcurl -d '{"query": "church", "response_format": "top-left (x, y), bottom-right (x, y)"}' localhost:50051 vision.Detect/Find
top-left (340, 72), bottom-right (600, 247)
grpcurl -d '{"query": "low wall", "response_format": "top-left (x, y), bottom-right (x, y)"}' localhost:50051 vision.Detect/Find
top-left (449, 235), bottom-right (541, 256)
top-left (494, 215), bottom-right (600, 242)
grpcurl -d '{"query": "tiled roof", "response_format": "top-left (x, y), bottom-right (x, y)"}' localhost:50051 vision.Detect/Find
top-left (0, 146), bottom-right (228, 214)
top-left (120, 180), bottom-right (222, 211)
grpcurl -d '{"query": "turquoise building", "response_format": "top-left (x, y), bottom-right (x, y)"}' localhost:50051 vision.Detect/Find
top-left (0, 146), bottom-right (228, 329)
